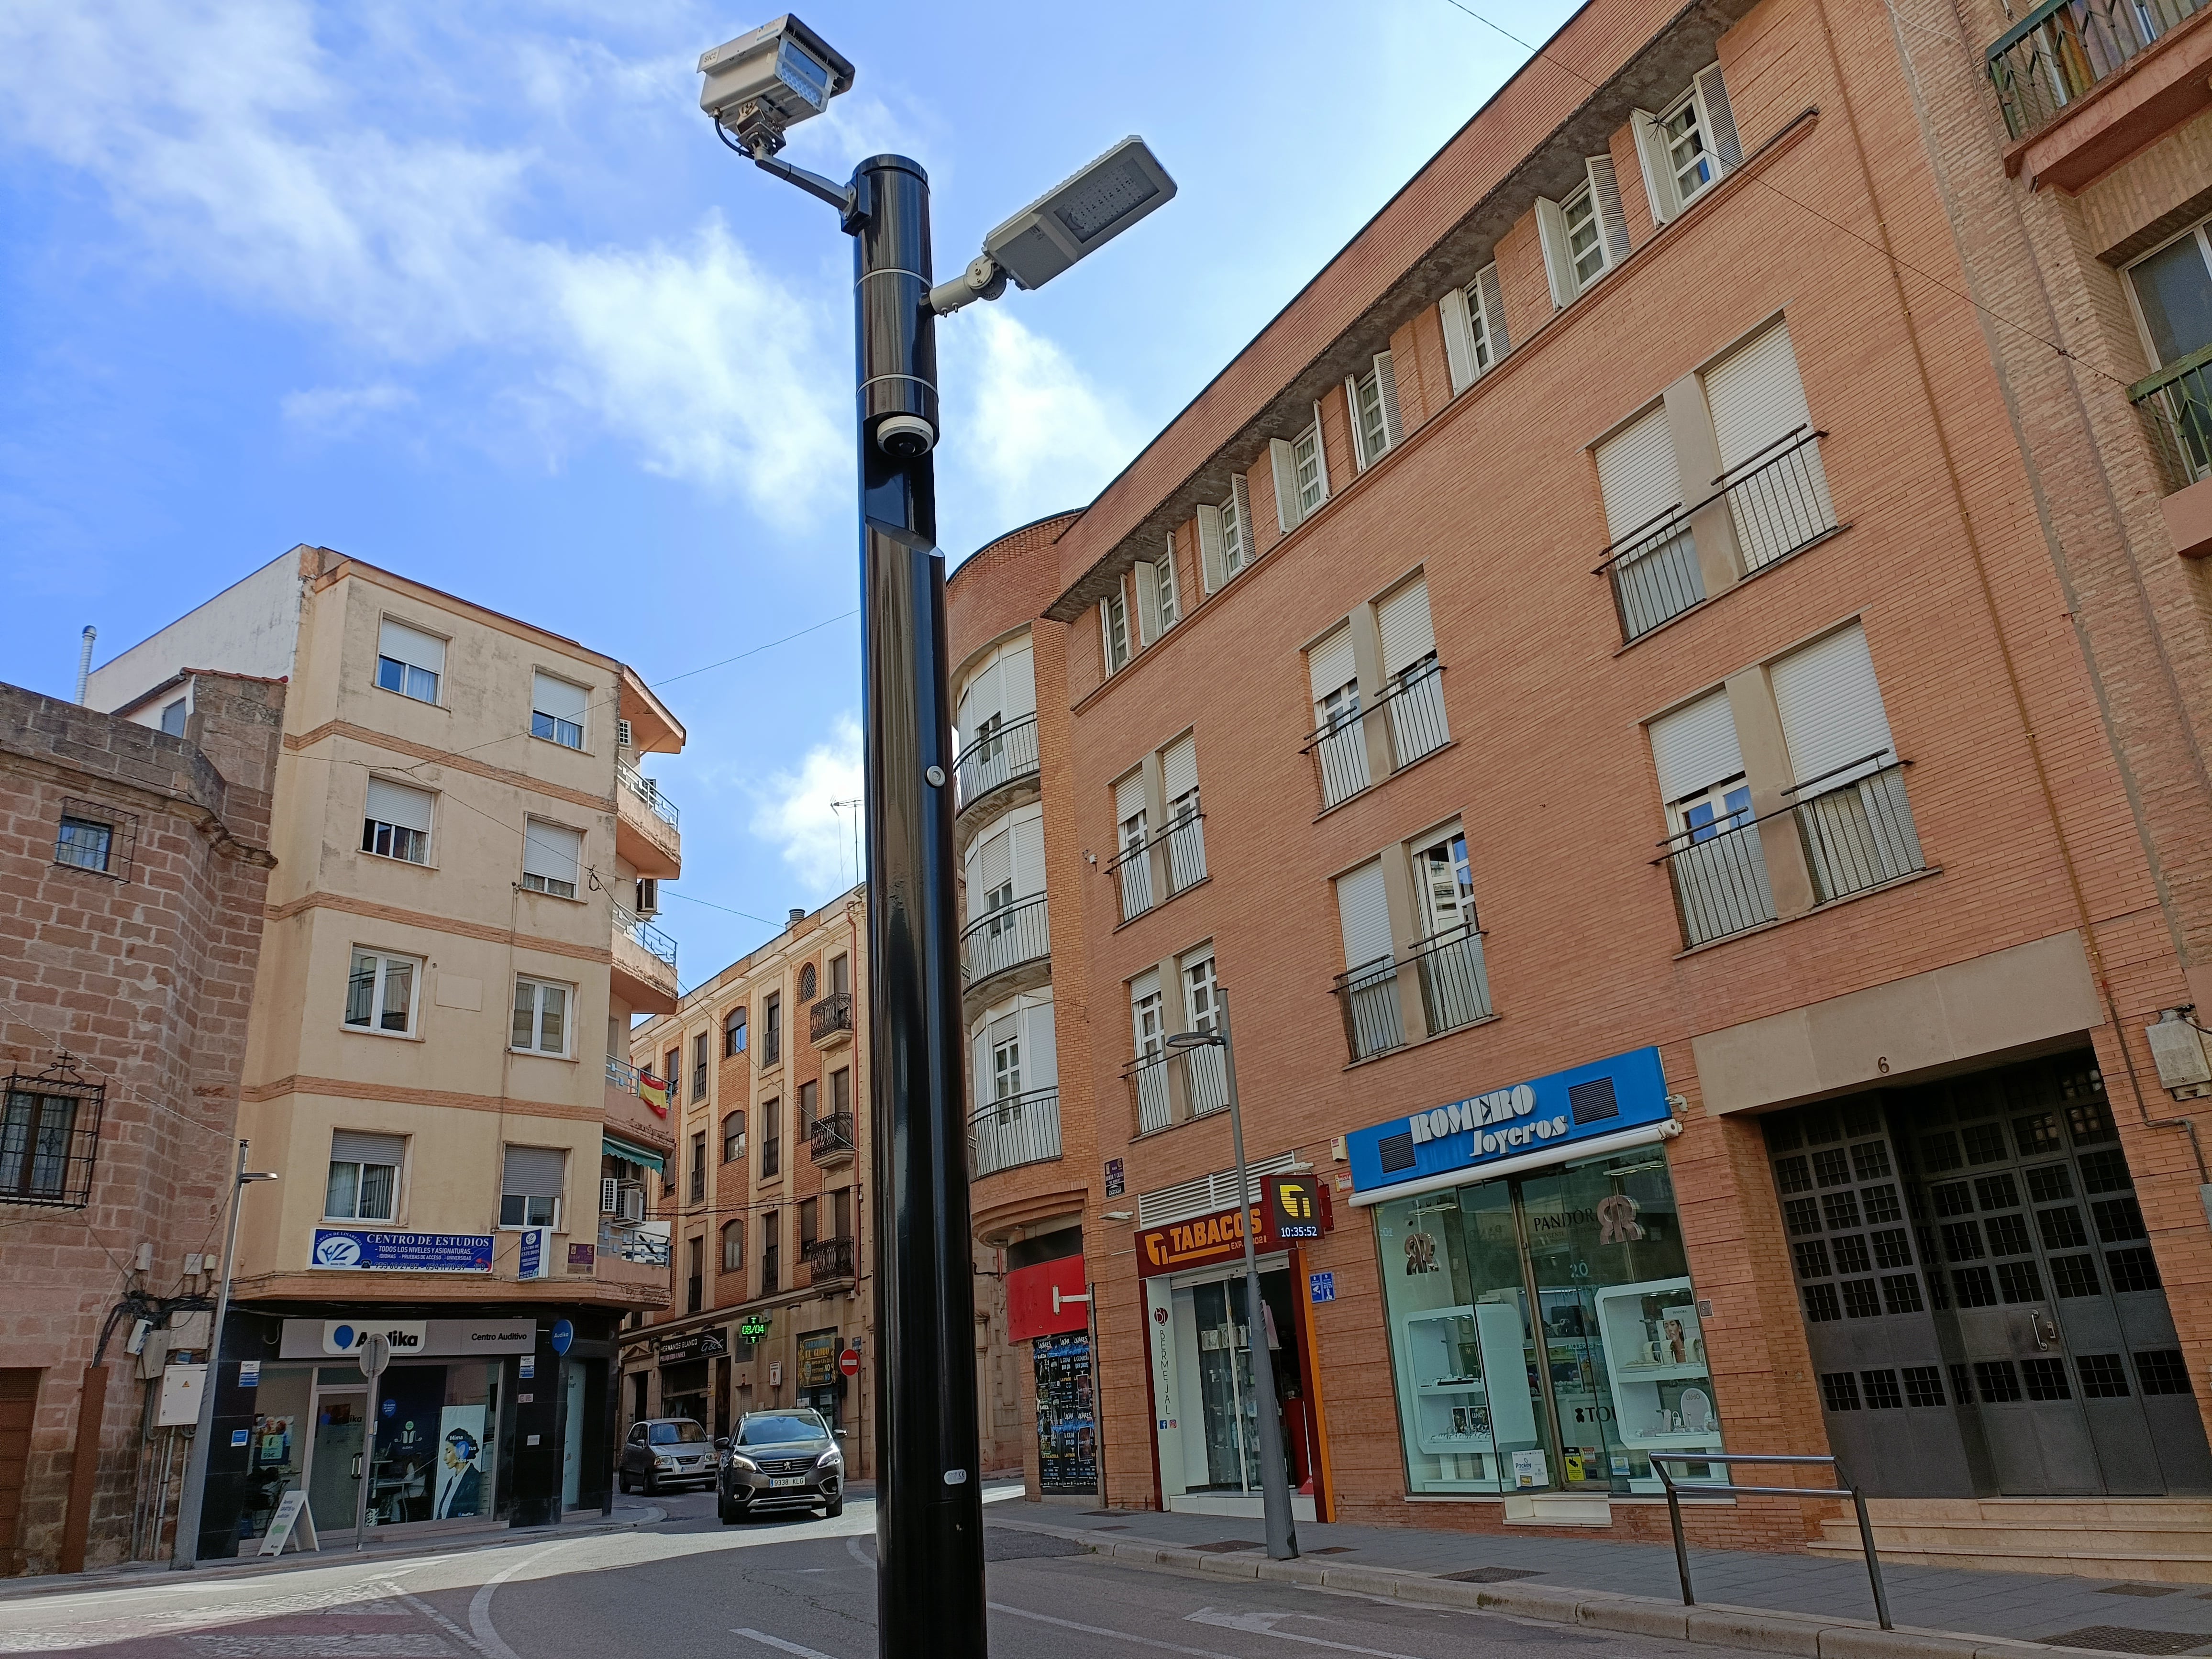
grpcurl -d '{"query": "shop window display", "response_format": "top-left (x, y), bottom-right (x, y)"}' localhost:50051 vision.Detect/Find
top-left (1377, 1147), bottom-right (1720, 1495)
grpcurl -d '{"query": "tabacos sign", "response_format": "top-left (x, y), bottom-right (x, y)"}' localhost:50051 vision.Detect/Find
top-left (1139, 1175), bottom-right (1335, 1273)
top-left (1346, 1046), bottom-right (1674, 1196)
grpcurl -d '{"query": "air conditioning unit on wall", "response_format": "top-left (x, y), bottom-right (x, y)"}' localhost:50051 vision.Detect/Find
top-left (621, 1185), bottom-right (646, 1224)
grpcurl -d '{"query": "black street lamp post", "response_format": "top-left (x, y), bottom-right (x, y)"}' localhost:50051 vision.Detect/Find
top-left (697, 18), bottom-right (1173, 1657)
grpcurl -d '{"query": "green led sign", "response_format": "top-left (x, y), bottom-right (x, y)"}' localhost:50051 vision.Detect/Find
top-left (736, 1313), bottom-right (771, 1343)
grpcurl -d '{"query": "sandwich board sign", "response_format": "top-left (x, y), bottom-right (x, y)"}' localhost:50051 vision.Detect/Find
top-left (257, 1489), bottom-right (320, 1556)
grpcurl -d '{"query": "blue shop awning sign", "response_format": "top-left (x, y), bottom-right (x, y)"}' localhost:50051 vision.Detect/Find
top-left (1346, 1045), bottom-right (1673, 1198)
top-left (311, 1229), bottom-right (494, 1272)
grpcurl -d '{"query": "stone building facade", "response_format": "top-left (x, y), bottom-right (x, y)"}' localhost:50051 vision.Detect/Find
top-left (0, 673), bottom-right (283, 1574)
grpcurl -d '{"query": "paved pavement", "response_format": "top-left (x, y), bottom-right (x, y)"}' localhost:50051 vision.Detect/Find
top-left (996, 1503), bottom-right (2212, 1655)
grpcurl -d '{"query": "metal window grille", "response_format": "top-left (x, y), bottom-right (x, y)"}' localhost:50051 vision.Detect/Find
top-left (1, 1057), bottom-right (105, 1209)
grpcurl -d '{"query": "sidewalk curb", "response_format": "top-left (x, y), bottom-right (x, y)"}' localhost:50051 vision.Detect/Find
top-left (0, 1505), bottom-right (670, 1603)
top-left (986, 1519), bottom-right (2112, 1659)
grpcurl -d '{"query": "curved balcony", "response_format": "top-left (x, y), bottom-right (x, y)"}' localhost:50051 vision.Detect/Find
top-left (808, 1110), bottom-right (856, 1167)
top-left (805, 1235), bottom-right (856, 1288)
top-left (969, 1087), bottom-right (1062, 1177)
top-left (955, 713), bottom-right (1040, 822)
top-left (960, 892), bottom-right (1049, 992)
top-left (810, 990), bottom-right (853, 1048)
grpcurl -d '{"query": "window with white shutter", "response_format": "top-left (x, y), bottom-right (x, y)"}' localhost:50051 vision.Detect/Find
top-left (1336, 859), bottom-right (1394, 971)
top-left (1377, 575), bottom-right (1448, 765)
top-left (1650, 687), bottom-right (1746, 813)
top-left (1706, 320), bottom-right (1815, 471)
top-left (1440, 267), bottom-right (1510, 395)
top-left (326, 1129), bottom-right (405, 1221)
top-left (499, 1144), bottom-right (566, 1229)
top-left (1349, 354), bottom-right (1404, 468)
top-left (531, 671), bottom-right (588, 750)
top-left (1308, 625), bottom-right (1367, 806)
top-left (1334, 857), bottom-right (1405, 1058)
top-left (376, 619), bottom-right (445, 705)
top-left (1770, 623), bottom-right (1895, 788)
top-left (1161, 732), bottom-right (1204, 891)
top-left (1587, 155), bottom-right (1631, 268)
top-left (521, 818), bottom-right (582, 898)
top-left (1101, 588), bottom-right (1131, 674)
top-left (1377, 578), bottom-right (1437, 681)
top-left (1130, 969), bottom-right (1170, 1132)
top-left (1538, 162), bottom-right (1627, 307)
top-left (1650, 687), bottom-right (1772, 942)
top-left (362, 777), bottom-right (433, 864)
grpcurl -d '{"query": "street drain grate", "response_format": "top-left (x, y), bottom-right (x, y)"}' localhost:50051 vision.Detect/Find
top-left (1084, 1509), bottom-right (1134, 1517)
top-left (2102, 1587), bottom-right (2187, 1598)
top-left (1439, 1567), bottom-right (1546, 1584)
top-left (1309, 1547), bottom-right (1357, 1555)
top-left (1189, 1540), bottom-right (1267, 1553)
top-left (2040, 1629), bottom-right (2212, 1655)
top-left (1097, 1525), bottom-right (1129, 1531)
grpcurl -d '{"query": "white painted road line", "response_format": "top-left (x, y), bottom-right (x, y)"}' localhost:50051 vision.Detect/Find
top-left (1187, 1606), bottom-right (1429, 1658)
top-left (988, 1601), bottom-right (1240, 1658)
top-left (466, 1544), bottom-right (571, 1659)
top-left (733, 1628), bottom-right (844, 1658)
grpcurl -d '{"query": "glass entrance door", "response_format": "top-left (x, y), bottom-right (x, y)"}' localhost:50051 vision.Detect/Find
top-left (1191, 1278), bottom-right (1260, 1492)
top-left (306, 1376), bottom-right (365, 1537)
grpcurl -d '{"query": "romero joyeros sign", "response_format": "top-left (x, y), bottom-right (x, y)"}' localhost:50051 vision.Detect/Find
top-left (1139, 1173), bottom-right (1334, 1274)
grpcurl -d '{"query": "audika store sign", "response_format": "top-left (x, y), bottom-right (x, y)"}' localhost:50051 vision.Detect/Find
top-left (1346, 1046), bottom-right (1673, 1197)
top-left (311, 1230), bottom-right (494, 1273)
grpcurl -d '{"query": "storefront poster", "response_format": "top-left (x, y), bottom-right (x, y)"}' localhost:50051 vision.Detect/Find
top-left (310, 1230), bottom-right (494, 1273)
top-left (436, 1406), bottom-right (486, 1520)
top-left (1345, 1046), bottom-right (1672, 1197)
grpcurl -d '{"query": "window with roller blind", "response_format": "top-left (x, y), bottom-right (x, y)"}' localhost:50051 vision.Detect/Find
top-left (1307, 624), bottom-right (1368, 808)
top-left (1377, 575), bottom-right (1449, 767)
top-left (1649, 687), bottom-right (1775, 945)
top-left (1440, 265), bottom-right (1510, 396)
top-left (1701, 317), bottom-right (1836, 571)
top-left (376, 618), bottom-right (445, 705)
top-left (1596, 401), bottom-right (1701, 640)
top-left (1335, 858), bottom-right (1405, 1060)
top-left (1129, 969), bottom-right (1170, 1133)
top-left (1161, 732), bottom-right (1206, 894)
top-left (361, 777), bottom-right (433, 864)
top-left (1113, 768), bottom-right (1153, 919)
top-left (957, 636), bottom-right (1036, 791)
top-left (499, 1144), bottom-right (566, 1229)
top-left (1770, 622), bottom-right (1924, 900)
top-left (520, 818), bottom-right (582, 898)
top-left (531, 671), bottom-right (588, 750)
top-left (962, 806), bottom-right (1048, 981)
top-left (326, 1129), bottom-right (405, 1222)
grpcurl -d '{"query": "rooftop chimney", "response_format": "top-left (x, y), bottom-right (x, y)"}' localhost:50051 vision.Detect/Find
top-left (788, 907), bottom-right (807, 929)
top-left (74, 626), bottom-right (96, 706)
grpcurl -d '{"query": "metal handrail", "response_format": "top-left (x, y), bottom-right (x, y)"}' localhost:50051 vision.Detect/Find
top-left (1987, 0), bottom-right (2207, 139)
top-left (606, 1054), bottom-right (640, 1093)
top-left (958, 891), bottom-right (1050, 984)
top-left (807, 1110), bottom-right (856, 1161)
top-left (617, 762), bottom-right (680, 829)
top-left (2129, 338), bottom-right (2212, 401)
top-left (968, 1085), bottom-right (1063, 1176)
top-left (613, 903), bottom-right (678, 969)
top-left (1295, 662), bottom-right (1449, 755)
top-left (955, 712), bottom-right (1040, 812)
top-left (1649, 752), bottom-right (1907, 860)
top-left (804, 1235), bottom-right (856, 1281)
top-left (1106, 810), bottom-right (1207, 913)
top-left (808, 990), bottom-right (853, 1043)
top-left (1652, 1452), bottom-right (1890, 1629)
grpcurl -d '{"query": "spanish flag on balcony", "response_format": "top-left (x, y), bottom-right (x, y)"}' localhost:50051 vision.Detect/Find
top-left (639, 1069), bottom-right (670, 1116)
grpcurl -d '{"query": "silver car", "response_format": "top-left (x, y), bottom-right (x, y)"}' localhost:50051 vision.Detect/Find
top-left (617, 1418), bottom-right (716, 1495)
top-left (716, 1409), bottom-right (844, 1522)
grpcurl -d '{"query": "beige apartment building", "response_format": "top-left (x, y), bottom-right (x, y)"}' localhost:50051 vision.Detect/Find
top-left (85, 544), bottom-right (684, 1554)
top-left (623, 889), bottom-right (1026, 1483)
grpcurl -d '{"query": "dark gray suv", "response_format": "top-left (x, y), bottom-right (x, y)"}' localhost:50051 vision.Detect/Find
top-left (716, 1409), bottom-right (844, 1522)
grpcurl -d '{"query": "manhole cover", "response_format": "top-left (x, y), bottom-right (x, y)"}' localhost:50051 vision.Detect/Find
top-left (2101, 1587), bottom-right (2186, 1599)
top-left (984, 1531), bottom-right (1089, 1562)
top-left (1189, 1540), bottom-right (1266, 1554)
top-left (1439, 1567), bottom-right (1545, 1584)
top-left (2041, 1629), bottom-right (2212, 1655)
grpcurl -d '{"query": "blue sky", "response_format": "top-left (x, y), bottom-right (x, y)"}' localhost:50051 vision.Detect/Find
top-left (0, 0), bottom-right (1567, 987)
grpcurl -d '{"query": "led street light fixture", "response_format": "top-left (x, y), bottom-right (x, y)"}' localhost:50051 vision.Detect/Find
top-left (698, 15), bottom-right (855, 155)
top-left (984, 137), bottom-right (1176, 290)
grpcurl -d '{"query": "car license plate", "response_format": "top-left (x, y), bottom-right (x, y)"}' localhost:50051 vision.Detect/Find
top-left (770, 1476), bottom-right (807, 1489)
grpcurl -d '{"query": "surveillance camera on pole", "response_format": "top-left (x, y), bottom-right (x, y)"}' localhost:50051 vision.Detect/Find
top-left (697, 19), bottom-right (1173, 1658)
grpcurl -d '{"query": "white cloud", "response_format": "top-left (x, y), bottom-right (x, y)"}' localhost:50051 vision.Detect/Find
top-left (939, 306), bottom-right (1138, 535)
top-left (749, 713), bottom-right (864, 893)
top-left (0, 0), bottom-right (844, 516)
top-left (281, 382), bottom-right (417, 435)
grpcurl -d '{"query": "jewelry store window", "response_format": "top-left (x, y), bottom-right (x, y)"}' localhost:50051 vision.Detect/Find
top-left (1376, 1145), bottom-right (1721, 1497)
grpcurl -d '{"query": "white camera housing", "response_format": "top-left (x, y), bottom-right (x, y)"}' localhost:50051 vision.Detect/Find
top-left (698, 16), bottom-right (855, 152)
top-left (876, 414), bottom-right (936, 460)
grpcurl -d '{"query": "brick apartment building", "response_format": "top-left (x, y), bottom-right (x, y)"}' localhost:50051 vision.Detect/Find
top-left (948, 0), bottom-right (2212, 1575)
top-left (624, 890), bottom-right (1028, 1488)
top-left (0, 673), bottom-right (284, 1574)
top-left (83, 545), bottom-right (684, 1557)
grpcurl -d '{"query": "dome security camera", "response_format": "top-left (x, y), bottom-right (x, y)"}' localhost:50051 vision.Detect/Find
top-left (876, 414), bottom-right (936, 459)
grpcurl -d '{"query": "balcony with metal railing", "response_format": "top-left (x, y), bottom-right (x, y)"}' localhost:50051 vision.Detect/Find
top-left (1300, 664), bottom-right (1451, 810)
top-left (960, 892), bottom-right (1050, 990)
top-left (1107, 812), bottom-right (1206, 922)
top-left (1124, 1043), bottom-right (1228, 1137)
top-left (809, 990), bottom-right (853, 1047)
top-left (807, 1109), bottom-right (856, 1166)
top-left (1654, 754), bottom-right (1925, 950)
top-left (1327, 925), bottom-right (1495, 1064)
top-left (2131, 344), bottom-right (2212, 490)
top-left (955, 712), bottom-right (1040, 820)
top-left (969, 1086), bottom-right (1062, 1176)
top-left (612, 902), bottom-right (679, 1015)
top-left (1988, 0), bottom-right (2208, 141)
top-left (804, 1235), bottom-right (856, 1287)
top-left (1598, 428), bottom-right (1840, 643)
top-left (1334, 956), bottom-right (1406, 1062)
top-left (616, 761), bottom-right (682, 879)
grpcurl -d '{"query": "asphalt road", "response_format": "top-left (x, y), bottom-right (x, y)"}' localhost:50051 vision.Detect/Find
top-left (0, 1487), bottom-right (1716, 1659)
